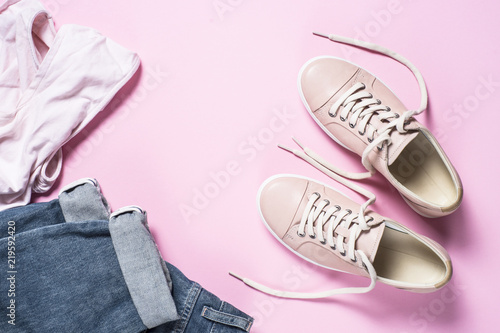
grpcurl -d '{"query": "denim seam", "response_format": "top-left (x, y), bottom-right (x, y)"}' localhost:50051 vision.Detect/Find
top-left (172, 282), bottom-right (202, 333)
top-left (209, 304), bottom-right (218, 333)
top-left (209, 312), bottom-right (216, 333)
top-left (203, 302), bottom-right (252, 332)
top-left (224, 301), bottom-right (252, 332)
top-left (209, 303), bottom-right (221, 333)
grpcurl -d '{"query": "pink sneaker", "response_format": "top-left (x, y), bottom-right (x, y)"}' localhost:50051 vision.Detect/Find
top-left (230, 174), bottom-right (452, 299)
top-left (294, 33), bottom-right (462, 218)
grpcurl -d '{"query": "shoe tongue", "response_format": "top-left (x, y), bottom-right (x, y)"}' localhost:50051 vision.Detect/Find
top-left (387, 129), bottom-right (419, 166)
top-left (356, 219), bottom-right (386, 263)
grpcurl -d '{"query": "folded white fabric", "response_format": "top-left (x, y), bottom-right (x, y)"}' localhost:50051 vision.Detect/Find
top-left (0, 0), bottom-right (140, 209)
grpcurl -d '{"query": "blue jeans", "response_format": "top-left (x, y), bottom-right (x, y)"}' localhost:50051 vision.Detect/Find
top-left (0, 179), bottom-right (253, 332)
top-left (152, 263), bottom-right (253, 333)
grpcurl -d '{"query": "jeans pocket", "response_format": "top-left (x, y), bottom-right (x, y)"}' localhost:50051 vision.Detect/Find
top-left (201, 303), bottom-right (253, 332)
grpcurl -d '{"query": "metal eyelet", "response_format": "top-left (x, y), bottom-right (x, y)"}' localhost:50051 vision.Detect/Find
top-left (367, 137), bottom-right (373, 143)
top-left (386, 106), bottom-right (391, 111)
top-left (394, 113), bottom-right (400, 118)
top-left (366, 217), bottom-right (374, 223)
top-left (377, 99), bottom-right (382, 105)
top-left (297, 232), bottom-right (306, 237)
top-left (368, 93), bottom-right (373, 98)
top-left (340, 250), bottom-right (346, 257)
top-left (349, 123), bottom-right (355, 128)
top-left (334, 205), bottom-right (342, 212)
top-left (358, 130), bottom-right (365, 136)
top-left (340, 116), bottom-right (346, 122)
top-left (345, 209), bottom-right (352, 215)
top-left (320, 240), bottom-right (327, 245)
top-left (309, 234), bottom-right (316, 239)
top-left (351, 257), bottom-right (357, 263)
top-left (330, 245), bottom-right (336, 250)
top-left (323, 199), bottom-right (330, 205)
top-left (377, 145), bottom-right (383, 151)
top-left (361, 83), bottom-right (366, 89)
top-left (328, 111), bottom-right (336, 117)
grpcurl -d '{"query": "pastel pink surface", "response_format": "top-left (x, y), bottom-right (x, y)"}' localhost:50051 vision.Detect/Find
top-left (35, 0), bottom-right (499, 332)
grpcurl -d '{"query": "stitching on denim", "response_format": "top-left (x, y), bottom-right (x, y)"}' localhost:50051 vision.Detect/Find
top-left (209, 301), bottom-right (224, 333)
top-left (209, 310), bottom-right (216, 333)
top-left (202, 303), bottom-right (253, 332)
top-left (207, 301), bottom-right (221, 333)
top-left (172, 282), bottom-right (201, 333)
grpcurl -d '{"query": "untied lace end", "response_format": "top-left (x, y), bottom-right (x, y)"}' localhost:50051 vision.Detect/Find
top-left (228, 251), bottom-right (377, 299)
top-left (278, 137), bottom-right (379, 231)
top-left (312, 31), bottom-right (428, 117)
top-left (298, 32), bottom-right (431, 181)
top-left (278, 139), bottom-right (374, 180)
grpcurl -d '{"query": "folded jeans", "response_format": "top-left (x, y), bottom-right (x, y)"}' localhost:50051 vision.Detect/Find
top-left (0, 179), bottom-right (253, 332)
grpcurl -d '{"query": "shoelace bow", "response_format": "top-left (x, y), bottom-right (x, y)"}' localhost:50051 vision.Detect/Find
top-left (230, 32), bottom-right (427, 298)
top-left (307, 32), bottom-right (429, 178)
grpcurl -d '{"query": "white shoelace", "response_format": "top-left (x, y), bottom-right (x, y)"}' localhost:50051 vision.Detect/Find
top-left (230, 33), bottom-right (424, 298)
top-left (230, 179), bottom-right (379, 298)
top-left (230, 137), bottom-right (383, 298)
top-left (309, 32), bottom-right (428, 177)
top-left (297, 191), bottom-right (380, 263)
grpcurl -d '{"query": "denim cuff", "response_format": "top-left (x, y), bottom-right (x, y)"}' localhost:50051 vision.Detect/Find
top-left (58, 178), bottom-right (110, 222)
top-left (109, 207), bottom-right (179, 328)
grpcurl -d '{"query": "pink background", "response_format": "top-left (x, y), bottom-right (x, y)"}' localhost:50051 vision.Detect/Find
top-left (36, 0), bottom-right (499, 332)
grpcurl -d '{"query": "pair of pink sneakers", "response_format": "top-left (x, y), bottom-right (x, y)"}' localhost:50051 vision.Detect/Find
top-left (231, 33), bottom-right (462, 298)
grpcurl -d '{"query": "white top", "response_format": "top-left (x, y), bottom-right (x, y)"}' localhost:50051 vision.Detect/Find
top-left (0, 0), bottom-right (140, 209)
